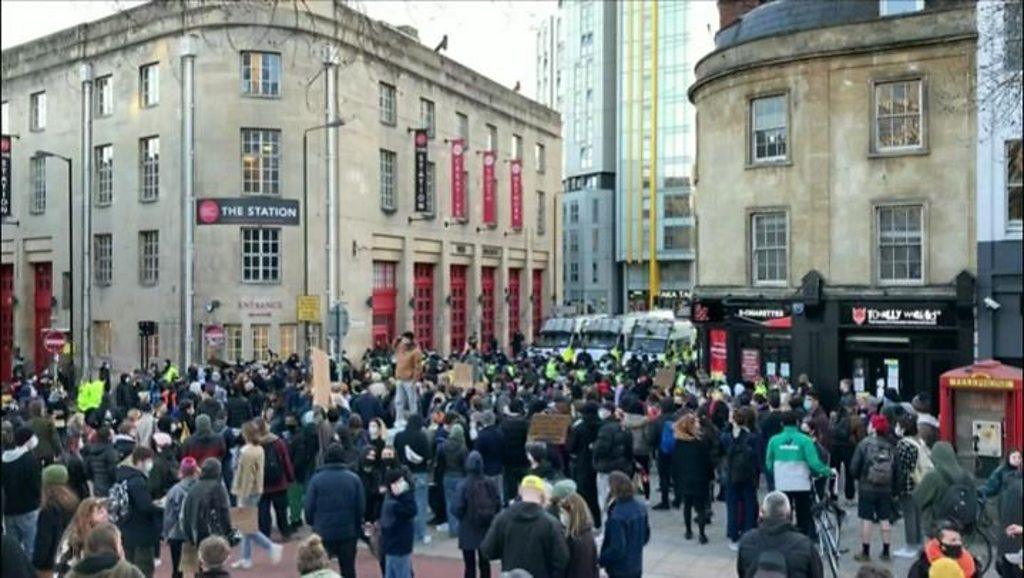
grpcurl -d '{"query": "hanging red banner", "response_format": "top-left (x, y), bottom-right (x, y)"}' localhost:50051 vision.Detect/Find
top-left (710, 328), bottom-right (728, 377)
top-left (510, 159), bottom-right (523, 230)
top-left (451, 139), bottom-right (466, 220)
top-left (482, 151), bottom-right (497, 226)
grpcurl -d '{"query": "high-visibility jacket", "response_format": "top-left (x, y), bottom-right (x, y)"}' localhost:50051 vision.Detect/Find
top-left (561, 346), bottom-right (576, 364)
top-left (77, 379), bottom-right (104, 411)
top-left (162, 364), bottom-right (179, 383)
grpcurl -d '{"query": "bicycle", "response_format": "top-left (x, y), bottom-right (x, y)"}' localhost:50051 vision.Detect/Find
top-left (811, 474), bottom-right (845, 578)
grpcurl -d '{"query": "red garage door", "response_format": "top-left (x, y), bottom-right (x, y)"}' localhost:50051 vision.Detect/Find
top-left (532, 269), bottom-right (543, 339)
top-left (481, 267), bottom-right (496, 352)
top-left (450, 265), bottom-right (467, 354)
top-left (413, 263), bottom-right (434, 351)
top-left (372, 261), bottom-right (397, 348)
top-left (508, 268), bottom-right (521, 343)
top-left (1, 264), bottom-right (13, 383)
top-left (34, 263), bottom-right (53, 373)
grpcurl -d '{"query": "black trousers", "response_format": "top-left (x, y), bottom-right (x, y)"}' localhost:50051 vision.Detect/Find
top-left (258, 490), bottom-right (290, 539)
top-left (785, 490), bottom-right (813, 537)
top-left (830, 445), bottom-right (856, 500)
top-left (324, 538), bottom-right (358, 578)
top-left (462, 549), bottom-right (491, 578)
top-left (635, 455), bottom-right (651, 500)
top-left (656, 452), bottom-right (672, 506)
top-left (168, 539), bottom-right (185, 578)
top-left (682, 494), bottom-right (709, 535)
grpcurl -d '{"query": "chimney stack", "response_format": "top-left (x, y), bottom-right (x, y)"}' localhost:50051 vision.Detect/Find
top-left (717, 0), bottom-right (762, 30)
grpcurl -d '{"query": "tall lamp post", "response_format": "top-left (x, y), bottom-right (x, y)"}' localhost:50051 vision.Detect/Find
top-left (32, 150), bottom-right (74, 376)
top-left (302, 119), bottom-right (345, 351)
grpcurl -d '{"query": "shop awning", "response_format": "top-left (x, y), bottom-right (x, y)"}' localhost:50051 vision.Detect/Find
top-left (762, 316), bottom-right (792, 329)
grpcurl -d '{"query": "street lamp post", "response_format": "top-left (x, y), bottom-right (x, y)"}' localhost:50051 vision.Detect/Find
top-left (302, 120), bottom-right (345, 351)
top-left (33, 150), bottom-right (74, 379)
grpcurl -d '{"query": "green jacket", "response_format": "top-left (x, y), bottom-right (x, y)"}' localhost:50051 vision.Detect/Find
top-left (913, 441), bottom-right (973, 529)
top-left (765, 426), bottom-right (831, 492)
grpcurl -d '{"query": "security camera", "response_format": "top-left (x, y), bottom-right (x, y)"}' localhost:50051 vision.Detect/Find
top-left (983, 297), bottom-right (1001, 310)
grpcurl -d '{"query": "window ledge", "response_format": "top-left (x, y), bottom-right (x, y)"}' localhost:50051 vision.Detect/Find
top-left (381, 207), bottom-right (397, 215)
top-left (139, 196), bottom-right (159, 204)
top-left (868, 147), bottom-right (929, 159)
top-left (746, 159), bottom-right (792, 170)
top-left (877, 280), bottom-right (926, 288)
top-left (241, 93), bottom-right (282, 100)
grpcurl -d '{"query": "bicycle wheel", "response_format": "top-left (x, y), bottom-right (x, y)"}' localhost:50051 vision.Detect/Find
top-left (815, 516), bottom-right (840, 578)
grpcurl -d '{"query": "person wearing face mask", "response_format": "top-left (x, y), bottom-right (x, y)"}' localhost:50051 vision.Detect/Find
top-left (560, 492), bottom-right (599, 578)
top-left (979, 449), bottom-right (1023, 578)
top-left (380, 468), bottom-right (419, 578)
top-left (3, 426), bottom-right (43, 559)
top-left (451, 451), bottom-right (501, 578)
top-left (907, 521), bottom-right (980, 578)
top-left (850, 414), bottom-right (896, 562)
top-left (113, 447), bottom-right (163, 578)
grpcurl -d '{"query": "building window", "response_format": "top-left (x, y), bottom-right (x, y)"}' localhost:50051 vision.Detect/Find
top-left (569, 262), bottom-right (579, 283)
top-left (240, 51), bottom-right (281, 97)
top-left (241, 128), bottom-right (280, 195)
top-left (379, 82), bottom-right (397, 126)
top-left (592, 261), bottom-right (599, 284)
top-left (591, 198), bottom-right (599, 223)
top-left (487, 124), bottom-right (498, 152)
top-left (1, 101), bottom-right (8, 134)
top-left (93, 321), bottom-right (112, 357)
top-left (580, 145), bottom-right (593, 168)
top-left (139, 230), bottom-right (159, 285)
top-left (879, 0), bottom-right (924, 16)
top-left (251, 324), bottom-right (270, 362)
top-left (535, 142), bottom-right (546, 173)
top-left (94, 145), bottom-right (113, 206)
top-left (877, 204), bottom-right (924, 284)
top-left (456, 112), bottom-right (469, 141)
top-left (569, 201), bottom-right (579, 224)
top-left (1007, 139), bottom-right (1023, 231)
top-left (225, 324), bottom-right (243, 362)
top-left (94, 233), bottom-right (113, 286)
top-left (664, 195), bottom-right (691, 218)
top-left (30, 91), bottom-right (46, 131)
top-left (420, 98), bottom-right (435, 138)
top-left (751, 212), bottom-right (787, 284)
top-left (241, 227), bottom-right (281, 283)
top-left (139, 136), bottom-right (159, 201)
top-left (1006, 0), bottom-right (1023, 71)
top-left (139, 63), bottom-right (159, 107)
top-left (95, 75), bottom-right (113, 117)
top-left (142, 325), bottom-right (159, 367)
top-left (30, 157), bottom-right (46, 214)
top-left (512, 134), bottom-right (523, 160)
top-left (307, 323), bottom-right (322, 350)
top-left (874, 79), bottom-right (924, 152)
top-left (569, 231), bottom-right (579, 253)
top-left (537, 191), bottom-right (546, 235)
top-left (664, 225), bottom-right (691, 251)
top-left (751, 95), bottom-right (788, 163)
top-left (380, 149), bottom-right (396, 211)
top-left (279, 324), bottom-right (297, 358)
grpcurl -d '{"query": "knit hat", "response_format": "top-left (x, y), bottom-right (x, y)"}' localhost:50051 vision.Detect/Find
top-left (14, 426), bottom-right (35, 447)
top-left (870, 414), bottom-right (890, 436)
top-left (519, 475), bottom-right (546, 493)
top-left (178, 456), bottom-right (199, 478)
top-left (551, 479), bottom-right (577, 501)
top-left (929, 557), bottom-right (966, 578)
top-left (41, 464), bottom-right (69, 486)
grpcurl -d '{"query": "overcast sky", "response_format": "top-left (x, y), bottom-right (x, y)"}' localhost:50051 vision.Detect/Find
top-left (0, 0), bottom-right (555, 99)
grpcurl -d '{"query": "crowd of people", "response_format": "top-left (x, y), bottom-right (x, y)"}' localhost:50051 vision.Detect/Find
top-left (1, 330), bottom-right (1021, 578)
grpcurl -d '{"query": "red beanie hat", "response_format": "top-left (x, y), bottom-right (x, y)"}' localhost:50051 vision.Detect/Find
top-left (870, 414), bottom-right (890, 435)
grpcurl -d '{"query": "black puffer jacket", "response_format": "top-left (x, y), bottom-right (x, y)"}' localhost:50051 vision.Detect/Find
top-left (592, 421), bottom-right (633, 475)
top-left (736, 519), bottom-right (824, 578)
top-left (82, 442), bottom-right (120, 497)
top-left (499, 415), bottom-right (531, 469)
top-left (114, 464), bottom-right (162, 549)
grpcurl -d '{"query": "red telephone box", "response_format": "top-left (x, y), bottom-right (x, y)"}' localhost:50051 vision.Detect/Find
top-left (372, 261), bottom-right (397, 348)
top-left (480, 267), bottom-right (496, 351)
top-left (450, 265), bottom-right (467, 354)
top-left (508, 268), bottom-right (521, 343)
top-left (939, 360), bottom-right (1023, 472)
top-left (413, 263), bottom-right (434, 351)
top-left (34, 263), bottom-right (53, 371)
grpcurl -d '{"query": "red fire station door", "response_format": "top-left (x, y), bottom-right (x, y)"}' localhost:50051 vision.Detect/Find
top-left (1, 264), bottom-right (14, 382)
top-left (372, 261), bottom-right (397, 348)
top-left (508, 268), bottom-right (521, 343)
top-left (450, 265), bottom-right (467, 354)
top-left (532, 269), bottom-right (543, 338)
top-left (413, 264), bottom-right (434, 351)
top-left (481, 267), bottom-right (496, 351)
top-left (34, 263), bottom-right (53, 371)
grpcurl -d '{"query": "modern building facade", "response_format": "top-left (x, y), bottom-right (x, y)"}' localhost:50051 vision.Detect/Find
top-left (615, 1), bottom-right (714, 313)
top-left (689, 0), bottom-right (977, 407)
top-left (0, 0), bottom-right (561, 379)
top-left (976, 0), bottom-right (1022, 367)
top-left (535, 14), bottom-right (563, 112)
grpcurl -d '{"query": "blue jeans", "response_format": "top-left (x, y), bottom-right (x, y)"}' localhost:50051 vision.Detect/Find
top-left (4, 510), bottom-right (39, 560)
top-left (443, 475), bottom-right (462, 537)
top-left (413, 472), bottom-right (429, 541)
top-left (240, 495), bottom-right (274, 562)
top-left (385, 554), bottom-right (412, 578)
top-left (725, 482), bottom-right (758, 542)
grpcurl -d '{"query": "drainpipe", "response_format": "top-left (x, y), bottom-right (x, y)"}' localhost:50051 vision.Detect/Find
top-left (80, 63), bottom-right (93, 381)
top-left (181, 35), bottom-right (197, 370)
top-left (324, 44), bottom-right (340, 361)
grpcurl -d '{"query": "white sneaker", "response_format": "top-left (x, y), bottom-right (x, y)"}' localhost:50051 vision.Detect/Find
top-left (893, 546), bottom-right (919, 559)
top-left (728, 542), bottom-right (740, 552)
top-left (437, 523), bottom-right (449, 533)
top-left (230, 559), bottom-right (253, 570)
top-left (270, 544), bottom-right (283, 565)
top-left (422, 535), bottom-right (432, 545)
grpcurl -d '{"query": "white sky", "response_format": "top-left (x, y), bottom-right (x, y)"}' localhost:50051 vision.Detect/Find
top-left (0, 0), bottom-right (556, 99)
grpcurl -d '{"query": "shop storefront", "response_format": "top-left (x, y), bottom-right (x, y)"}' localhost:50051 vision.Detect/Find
top-left (692, 299), bottom-right (793, 383)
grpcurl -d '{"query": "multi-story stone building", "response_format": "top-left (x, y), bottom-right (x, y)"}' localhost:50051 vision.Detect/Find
top-left (976, 0), bottom-right (1022, 367)
top-left (0, 0), bottom-right (561, 378)
top-left (689, 0), bottom-right (977, 406)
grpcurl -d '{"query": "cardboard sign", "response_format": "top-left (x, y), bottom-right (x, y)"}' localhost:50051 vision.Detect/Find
top-left (310, 347), bottom-right (333, 409)
top-left (527, 414), bottom-right (572, 444)
top-left (654, 367), bottom-right (675, 390)
top-left (452, 363), bottom-right (475, 389)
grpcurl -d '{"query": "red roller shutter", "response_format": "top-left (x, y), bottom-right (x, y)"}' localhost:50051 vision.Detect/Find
top-left (450, 265), bottom-right (467, 353)
top-left (413, 263), bottom-right (434, 351)
top-left (372, 261), bottom-right (397, 348)
top-left (481, 267), bottom-right (496, 352)
top-left (508, 268), bottom-right (521, 343)
top-left (33, 263), bottom-right (52, 372)
top-left (532, 269), bottom-right (543, 339)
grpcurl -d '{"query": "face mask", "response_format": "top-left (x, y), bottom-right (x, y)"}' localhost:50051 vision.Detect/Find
top-left (894, 425), bottom-right (905, 438)
top-left (369, 424), bottom-right (380, 438)
top-left (391, 480), bottom-right (409, 495)
top-left (143, 461), bottom-right (154, 474)
top-left (559, 512), bottom-right (570, 527)
top-left (598, 409), bottom-right (611, 420)
top-left (803, 399), bottom-right (813, 411)
top-left (940, 543), bottom-right (962, 559)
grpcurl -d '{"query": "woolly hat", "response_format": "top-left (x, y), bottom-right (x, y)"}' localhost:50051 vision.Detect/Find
top-left (551, 479), bottom-right (577, 501)
top-left (178, 456), bottom-right (199, 478)
top-left (928, 557), bottom-right (966, 578)
top-left (870, 414), bottom-right (890, 436)
top-left (41, 464), bottom-right (69, 486)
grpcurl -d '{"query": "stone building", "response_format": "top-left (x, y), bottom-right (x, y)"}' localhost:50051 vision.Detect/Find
top-left (689, 0), bottom-right (976, 405)
top-left (0, 0), bottom-right (561, 378)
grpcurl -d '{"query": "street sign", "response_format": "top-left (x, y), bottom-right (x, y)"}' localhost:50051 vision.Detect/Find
top-left (1, 135), bottom-right (12, 217)
top-left (296, 295), bottom-right (320, 322)
top-left (44, 330), bottom-right (66, 354)
top-left (327, 304), bottom-right (349, 339)
top-left (204, 324), bottom-right (225, 346)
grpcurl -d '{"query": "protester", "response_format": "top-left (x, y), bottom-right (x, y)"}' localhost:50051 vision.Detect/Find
top-left (394, 414), bottom-right (433, 544)
top-left (907, 521), bottom-right (981, 578)
top-left (829, 395), bottom-right (864, 502)
top-left (722, 406), bottom-right (759, 549)
top-left (4, 528), bottom-right (37, 578)
top-left (736, 491), bottom-right (824, 578)
top-left (28, 399), bottom-right (63, 466)
top-left (980, 449), bottom-right (1023, 578)
top-left (33, 464), bottom-right (81, 576)
top-left (560, 492), bottom-right (599, 578)
top-left (257, 419), bottom-right (295, 541)
top-left (162, 457), bottom-right (200, 578)
top-left (181, 458), bottom-right (233, 549)
top-left (196, 536), bottom-right (232, 578)
top-left (393, 332), bottom-right (424, 421)
top-left (83, 427), bottom-right (120, 499)
top-left (481, 475), bottom-right (569, 578)
top-left (451, 451), bottom-right (500, 578)
top-left (54, 498), bottom-right (109, 578)
top-left (913, 442), bottom-right (976, 533)
top-left (304, 444), bottom-right (365, 578)
top-left (599, 471), bottom-right (649, 578)
top-left (3, 425), bottom-right (43, 558)
top-left (182, 415), bottom-right (227, 469)
top-left (592, 406), bottom-right (633, 520)
top-left (380, 468), bottom-right (419, 578)
top-left (765, 411), bottom-right (831, 537)
top-left (295, 534), bottom-right (340, 578)
top-left (850, 414), bottom-right (896, 562)
top-left (442, 423), bottom-right (470, 537)
top-left (112, 446), bottom-right (162, 578)
top-left (894, 413), bottom-right (931, 558)
top-left (671, 413), bottom-right (713, 544)
top-left (66, 523), bottom-right (144, 578)
top-left (231, 422), bottom-right (283, 569)
top-left (61, 429), bottom-right (91, 502)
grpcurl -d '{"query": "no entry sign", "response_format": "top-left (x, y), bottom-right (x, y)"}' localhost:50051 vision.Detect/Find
top-left (44, 330), bottom-right (66, 354)
top-left (204, 324), bottom-right (225, 345)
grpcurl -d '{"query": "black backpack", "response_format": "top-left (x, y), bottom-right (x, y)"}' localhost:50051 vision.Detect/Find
top-left (937, 481), bottom-right (979, 531)
top-left (262, 441), bottom-right (285, 486)
top-left (728, 432), bottom-right (757, 485)
top-left (466, 478), bottom-right (500, 527)
top-left (863, 438), bottom-right (895, 488)
top-left (748, 550), bottom-right (788, 578)
top-left (829, 411), bottom-right (852, 447)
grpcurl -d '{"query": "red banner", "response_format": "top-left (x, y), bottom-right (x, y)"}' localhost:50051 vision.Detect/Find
top-left (482, 151), bottom-right (496, 226)
top-left (510, 159), bottom-right (523, 230)
top-left (451, 139), bottom-right (466, 220)
top-left (710, 329), bottom-right (728, 377)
